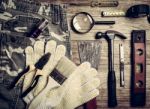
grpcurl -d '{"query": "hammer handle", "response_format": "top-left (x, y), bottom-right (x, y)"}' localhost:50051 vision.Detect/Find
top-left (108, 70), bottom-right (117, 107)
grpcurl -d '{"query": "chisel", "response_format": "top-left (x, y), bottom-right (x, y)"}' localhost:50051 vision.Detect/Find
top-left (119, 44), bottom-right (125, 87)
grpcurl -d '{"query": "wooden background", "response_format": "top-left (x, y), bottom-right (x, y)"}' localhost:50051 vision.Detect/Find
top-left (66, 0), bottom-right (150, 109)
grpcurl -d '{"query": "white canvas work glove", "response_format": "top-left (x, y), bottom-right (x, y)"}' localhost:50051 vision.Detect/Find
top-left (28, 58), bottom-right (100, 109)
top-left (22, 40), bottom-right (66, 104)
top-left (22, 40), bottom-right (45, 93)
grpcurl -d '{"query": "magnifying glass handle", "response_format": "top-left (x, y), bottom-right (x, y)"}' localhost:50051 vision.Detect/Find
top-left (95, 21), bottom-right (115, 25)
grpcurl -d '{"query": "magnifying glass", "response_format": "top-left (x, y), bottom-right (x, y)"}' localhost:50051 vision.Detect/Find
top-left (71, 12), bottom-right (115, 34)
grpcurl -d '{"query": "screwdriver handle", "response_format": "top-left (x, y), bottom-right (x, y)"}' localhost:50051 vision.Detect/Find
top-left (108, 70), bottom-right (117, 107)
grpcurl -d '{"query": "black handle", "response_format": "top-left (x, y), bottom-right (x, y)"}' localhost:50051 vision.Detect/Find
top-left (95, 21), bottom-right (115, 25)
top-left (108, 70), bottom-right (117, 107)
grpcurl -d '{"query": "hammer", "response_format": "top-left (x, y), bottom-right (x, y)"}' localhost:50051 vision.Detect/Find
top-left (95, 30), bottom-right (127, 107)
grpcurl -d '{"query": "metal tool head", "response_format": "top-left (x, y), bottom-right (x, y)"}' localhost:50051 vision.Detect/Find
top-left (35, 53), bottom-right (51, 70)
top-left (106, 30), bottom-right (127, 40)
top-left (95, 30), bottom-right (127, 40)
top-left (95, 32), bottom-right (105, 39)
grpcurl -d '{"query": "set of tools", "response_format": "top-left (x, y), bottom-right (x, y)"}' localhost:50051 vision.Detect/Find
top-left (50, 4), bottom-right (71, 57)
top-left (71, 13), bottom-right (126, 109)
top-left (96, 30), bottom-right (127, 107)
top-left (70, 1), bottom-right (148, 108)
top-left (101, 4), bottom-right (150, 23)
top-left (71, 12), bottom-right (115, 34)
top-left (70, 1), bottom-right (118, 108)
top-left (1, 0), bottom-right (147, 108)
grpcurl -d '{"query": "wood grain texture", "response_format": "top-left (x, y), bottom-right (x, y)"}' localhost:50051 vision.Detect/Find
top-left (68, 0), bottom-right (150, 109)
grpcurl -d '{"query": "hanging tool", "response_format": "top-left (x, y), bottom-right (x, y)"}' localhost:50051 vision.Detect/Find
top-left (71, 12), bottom-right (115, 34)
top-left (0, 1), bottom-right (6, 13)
top-left (68, 0), bottom-right (119, 7)
top-left (59, 4), bottom-right (72, 58)
top-left (60, 5), bottom-right (68, 33)
top-left (119, 44), bottom-right (125, 87)
top-left (51, 4), bottom-right (61, 25)
top-left (130, 30), bottom-right (146, 107)
top-left (95, 30), bottom-right (127, 107)
top-left (101, 4), bottom-right (150, 23)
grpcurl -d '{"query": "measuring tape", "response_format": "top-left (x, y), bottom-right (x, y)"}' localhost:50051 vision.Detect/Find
top-left (102, 11), bottom-right (125, 17)
top-left (102, 4), bottom-right (150, 19)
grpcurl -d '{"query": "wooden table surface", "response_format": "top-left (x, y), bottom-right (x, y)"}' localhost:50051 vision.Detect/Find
top-left (66, 0), bottom-right (150, 108)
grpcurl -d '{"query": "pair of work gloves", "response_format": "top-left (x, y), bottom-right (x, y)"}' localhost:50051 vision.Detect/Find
top-left (17, 40), bottom-right (100, 109)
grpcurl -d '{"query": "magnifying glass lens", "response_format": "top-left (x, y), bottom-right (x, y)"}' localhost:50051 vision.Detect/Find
top-left (73, 13), bottom-right (93, 33)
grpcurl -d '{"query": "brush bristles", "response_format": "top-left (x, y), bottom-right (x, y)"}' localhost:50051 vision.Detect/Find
top-left (56, 57), bottom-right (77, 78)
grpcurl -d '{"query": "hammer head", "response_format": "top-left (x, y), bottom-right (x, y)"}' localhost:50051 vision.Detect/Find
top-left (95, 32), bottom-right (105, 39)
top-left (95, 30), bottom-right (127, 40)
